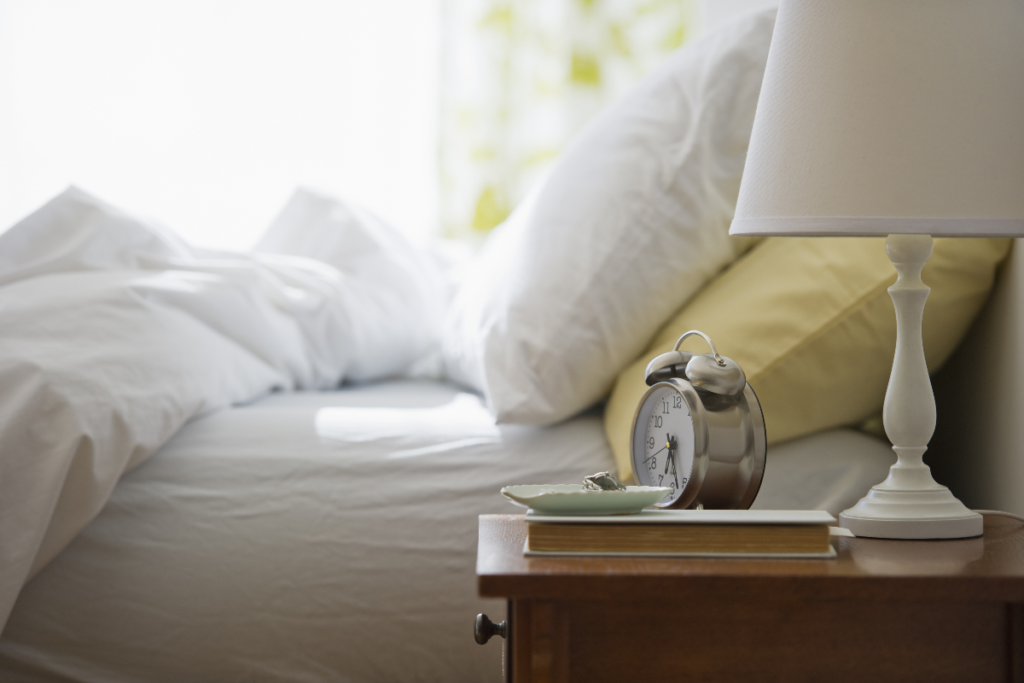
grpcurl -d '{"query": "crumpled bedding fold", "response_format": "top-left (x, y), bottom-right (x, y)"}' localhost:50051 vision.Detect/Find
top-left (0, 187), bottom-right (444, 632)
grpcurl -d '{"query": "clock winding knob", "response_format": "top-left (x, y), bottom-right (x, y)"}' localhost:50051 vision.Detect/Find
top-left (474, 613), bottom-right (507, 644)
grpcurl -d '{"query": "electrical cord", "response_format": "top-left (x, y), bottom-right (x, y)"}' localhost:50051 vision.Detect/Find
top-left (975, 510), bottom-right (1024, 524)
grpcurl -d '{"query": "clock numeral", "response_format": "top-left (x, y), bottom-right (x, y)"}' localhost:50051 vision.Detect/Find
top-left (649, 456), bottom-right (657, 470)
top-left (662, 401), bottom-right (669, 414)
top-left (681, 477), bottom-right (689, 485)
top-left (658, 474), bottom-right (664, 485)
top-left (648, 436), bottom-right (655, 449)
top-left (673, 395), bottom-right (682, 409)
top-left (652, 415), bottom-right (663, 428)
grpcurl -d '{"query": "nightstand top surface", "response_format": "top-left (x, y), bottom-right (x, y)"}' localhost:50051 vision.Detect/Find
top-left (477, 514), bottom-right (1024, 602)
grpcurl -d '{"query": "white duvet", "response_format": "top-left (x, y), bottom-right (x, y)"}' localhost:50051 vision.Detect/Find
top-left (0, 187), bottom-right (447, 632)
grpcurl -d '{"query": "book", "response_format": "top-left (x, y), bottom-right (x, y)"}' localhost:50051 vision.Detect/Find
top-left (524, 509), bottom-right (837, 559)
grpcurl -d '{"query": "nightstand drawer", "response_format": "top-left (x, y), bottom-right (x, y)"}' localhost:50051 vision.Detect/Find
top-left (509, 597), bottom-right (1014, 683)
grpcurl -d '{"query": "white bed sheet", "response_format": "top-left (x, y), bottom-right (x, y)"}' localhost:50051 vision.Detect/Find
top-left (0, 381), bottom-right (895, 683)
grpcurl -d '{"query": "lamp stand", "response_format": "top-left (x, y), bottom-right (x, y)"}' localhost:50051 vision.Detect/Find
top-left (839, 234), bottom-right (983, 539)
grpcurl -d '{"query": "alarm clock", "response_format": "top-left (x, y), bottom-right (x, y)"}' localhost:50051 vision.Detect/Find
top-left (630, 330), bottom-right (766, 510)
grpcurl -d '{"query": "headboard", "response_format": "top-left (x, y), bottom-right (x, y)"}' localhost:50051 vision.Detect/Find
top-left (930, 239), bottom-right (1024, 515)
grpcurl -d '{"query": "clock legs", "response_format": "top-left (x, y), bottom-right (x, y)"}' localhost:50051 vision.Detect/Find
top-left (839, 234), bottom-right (983, 539)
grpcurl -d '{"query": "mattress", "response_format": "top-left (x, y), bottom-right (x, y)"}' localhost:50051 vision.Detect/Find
top-left (0, 380), bottom-right (896, 683)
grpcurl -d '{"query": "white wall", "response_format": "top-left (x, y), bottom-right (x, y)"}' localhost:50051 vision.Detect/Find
top-left (931, 241), bottom-right (1024, 515)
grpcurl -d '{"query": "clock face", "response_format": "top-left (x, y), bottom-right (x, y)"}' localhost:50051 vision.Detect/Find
top-left (632, 385), bottom-right (695, 507)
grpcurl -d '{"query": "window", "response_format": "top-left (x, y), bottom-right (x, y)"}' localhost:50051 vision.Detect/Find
top-left (0, 0), bottom-right (439, 249)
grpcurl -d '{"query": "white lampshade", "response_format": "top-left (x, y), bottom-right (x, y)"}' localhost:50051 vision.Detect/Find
top-left (731, 0), bottom-right (1024, 237)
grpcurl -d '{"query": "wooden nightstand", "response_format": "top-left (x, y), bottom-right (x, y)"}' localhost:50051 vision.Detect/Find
top-left (476, 514), bottom-right (1024, 683)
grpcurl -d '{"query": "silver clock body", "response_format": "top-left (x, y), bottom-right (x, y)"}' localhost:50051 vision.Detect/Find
top-left (629, 332), bottom-right (767, 510)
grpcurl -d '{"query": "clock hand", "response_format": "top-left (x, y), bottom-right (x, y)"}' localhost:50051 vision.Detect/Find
top-left (664, 434), bottom-right (673, 474)
top-left (643, 445), bottom-right (667, 463)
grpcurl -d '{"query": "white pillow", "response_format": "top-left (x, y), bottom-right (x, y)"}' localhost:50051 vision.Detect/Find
top-left (442, 9), bottom-right (777, 424)
top-left (254, 188), bottom-right (448, 381)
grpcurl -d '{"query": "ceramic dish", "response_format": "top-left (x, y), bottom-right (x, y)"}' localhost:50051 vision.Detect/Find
top-left (500, 484), bottom-right (671, 516)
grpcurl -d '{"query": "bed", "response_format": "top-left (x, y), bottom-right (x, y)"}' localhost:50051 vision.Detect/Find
top-left (0, 9), bottom-right (984, 681)
top-left (0, 378), bottom-right (895, 682)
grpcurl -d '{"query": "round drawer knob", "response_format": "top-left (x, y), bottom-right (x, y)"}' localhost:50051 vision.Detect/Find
top-left (474, 613), bottom-right (507, 644)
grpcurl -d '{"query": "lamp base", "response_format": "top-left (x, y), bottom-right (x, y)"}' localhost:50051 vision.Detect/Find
top-left (839, 234), bottom-right (984, 540)
top-left (839, 485), bottom-right (983, 539)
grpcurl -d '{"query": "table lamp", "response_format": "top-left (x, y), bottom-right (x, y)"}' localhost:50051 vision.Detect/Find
top-left (729, 0), bottom-right (1024, 539)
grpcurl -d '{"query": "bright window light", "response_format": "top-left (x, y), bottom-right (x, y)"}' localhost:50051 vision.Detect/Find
top-left (0, 0), bottom-right (439, 250)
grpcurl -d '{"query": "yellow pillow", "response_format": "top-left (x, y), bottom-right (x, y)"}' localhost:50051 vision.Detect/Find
top-left (604, 237), bottom-right (1011, 482)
